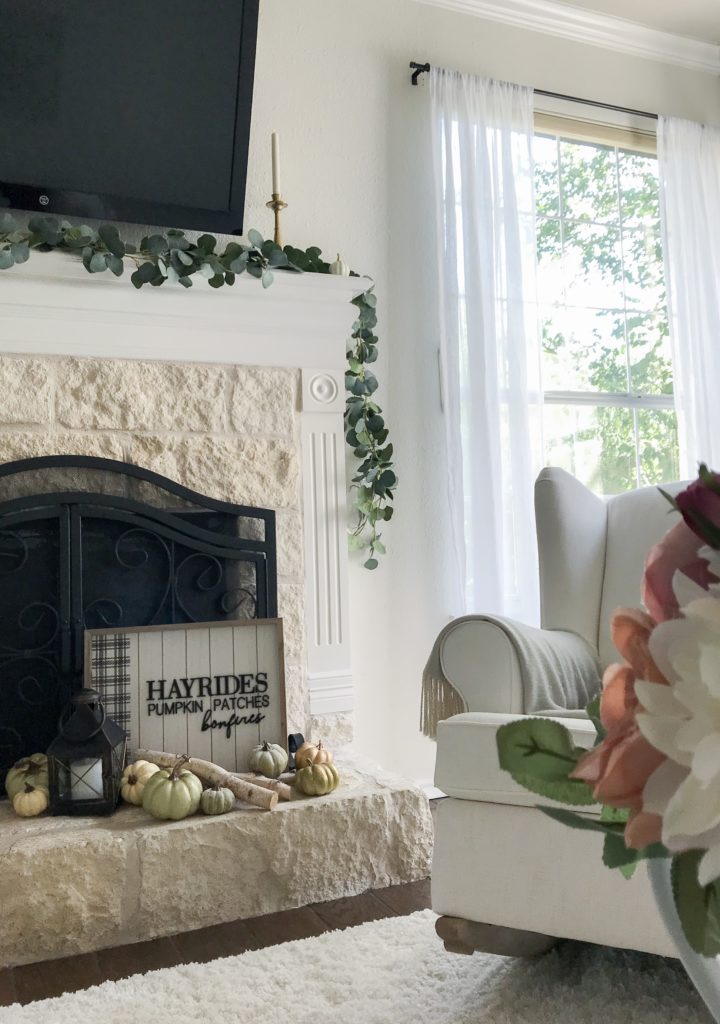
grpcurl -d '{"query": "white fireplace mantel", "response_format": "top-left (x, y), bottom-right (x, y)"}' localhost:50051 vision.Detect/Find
top-left (0, 251), bottom-right (367, 370)
top-left (0, 252), bottom-right (369, 720)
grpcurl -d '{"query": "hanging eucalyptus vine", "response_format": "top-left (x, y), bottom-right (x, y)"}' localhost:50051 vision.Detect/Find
top-left (0, 214), bottom-right (395, 567)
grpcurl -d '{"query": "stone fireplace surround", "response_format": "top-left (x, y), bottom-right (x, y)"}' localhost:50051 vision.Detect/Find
top-left (0, 255), bottom-right (434, 969)
top-left (0, 253), bottom-right (365, 746)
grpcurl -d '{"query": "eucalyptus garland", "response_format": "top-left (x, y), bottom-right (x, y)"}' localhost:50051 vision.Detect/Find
top-left (0, 214), bottom-right (394, 567)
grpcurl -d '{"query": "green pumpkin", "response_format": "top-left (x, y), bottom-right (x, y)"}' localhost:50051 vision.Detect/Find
top-left (295, 763), bottom-right (340, 797)
top-left (248, 741), bottom-right (288, 779)
top-left (5, 754), bottom-right (49, 801)
top-left (200, 785), bottom-right (235, 815)
top-left (141, 761), bottom-right (202, 820)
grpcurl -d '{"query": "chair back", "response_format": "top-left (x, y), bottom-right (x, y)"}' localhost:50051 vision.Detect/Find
top-left (535, 468), bottom-right (686, 669)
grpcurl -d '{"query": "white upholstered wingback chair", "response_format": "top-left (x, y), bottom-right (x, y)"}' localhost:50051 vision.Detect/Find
top-left (429, 467), bottom-right (685, 958)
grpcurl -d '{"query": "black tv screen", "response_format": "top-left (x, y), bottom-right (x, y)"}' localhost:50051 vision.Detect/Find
top-left (0, 0), bottom-right (259, 233)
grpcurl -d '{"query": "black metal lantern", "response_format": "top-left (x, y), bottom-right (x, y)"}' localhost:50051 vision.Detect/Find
top-left (47, 688), bottom-right (127, 816)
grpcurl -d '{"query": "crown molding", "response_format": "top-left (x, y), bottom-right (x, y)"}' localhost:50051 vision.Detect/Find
top-left (414, 0), bottom-right (720, 74)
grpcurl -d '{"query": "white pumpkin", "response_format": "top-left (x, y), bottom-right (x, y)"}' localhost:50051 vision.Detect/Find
top-left (120, 759), bottom-right (160, 806)
top-left (329, 253), bottom-right (350, 276)
top-left (13, 783), bottom-right (49, 818)
top-left (249, 741), bottom-right (288, 779)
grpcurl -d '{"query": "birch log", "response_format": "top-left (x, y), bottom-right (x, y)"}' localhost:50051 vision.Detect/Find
top-left (233, 773), bottom-right (293, 802)
top-left (136, 750), bottom-right (278, 811)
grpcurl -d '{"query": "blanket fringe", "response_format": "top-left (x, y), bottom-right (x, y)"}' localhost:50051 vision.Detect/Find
top-left (420, 673), bottom-right (466, 739)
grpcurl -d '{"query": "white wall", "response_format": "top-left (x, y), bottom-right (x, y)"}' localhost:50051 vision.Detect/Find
top-left (243, 0), bottom-right (720, 783)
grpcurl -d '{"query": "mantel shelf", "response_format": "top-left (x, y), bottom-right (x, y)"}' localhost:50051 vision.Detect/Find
top-left (0, 251), bottom-right (369, 370)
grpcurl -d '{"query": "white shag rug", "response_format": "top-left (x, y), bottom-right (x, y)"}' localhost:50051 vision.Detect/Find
top-left (1, 910), bottom-right (711, 1024)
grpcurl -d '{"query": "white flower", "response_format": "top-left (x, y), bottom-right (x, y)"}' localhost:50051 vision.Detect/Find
top-left (635, 583), bottom-right (720, 886)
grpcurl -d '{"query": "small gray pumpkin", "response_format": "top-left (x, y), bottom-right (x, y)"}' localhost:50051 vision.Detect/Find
top-left (200, 785), bottom-right (235, 815)
top-left (249, 740), bottom-right (288, 779)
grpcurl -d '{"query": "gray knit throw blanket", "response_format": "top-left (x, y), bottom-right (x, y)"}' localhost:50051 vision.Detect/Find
top-left (421, 615), bottom-right (601, 739)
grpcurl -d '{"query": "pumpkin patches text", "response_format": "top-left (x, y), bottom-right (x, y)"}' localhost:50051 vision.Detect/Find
top-left (146, 673), bottom-right (271, 738)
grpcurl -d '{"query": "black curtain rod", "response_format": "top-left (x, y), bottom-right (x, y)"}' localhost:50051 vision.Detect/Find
top-left (409, 62), bottom-right (658, 121)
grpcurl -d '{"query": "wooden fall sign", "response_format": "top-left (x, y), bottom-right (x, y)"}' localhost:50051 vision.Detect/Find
top-left (86, 618), bottom-right (288, 774)
top-left (137, 749), bottom-right (293, 810)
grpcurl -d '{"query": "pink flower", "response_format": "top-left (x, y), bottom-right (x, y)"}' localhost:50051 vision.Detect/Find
top-left (643, 520), bottom-right (716, 623)
top-left (676, 471), bottom-right (720, 544)
top-left (572, 609), bottom-right (668, 849)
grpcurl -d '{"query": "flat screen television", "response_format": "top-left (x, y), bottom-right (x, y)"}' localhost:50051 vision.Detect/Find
top-left (0, 0), bottom-right (259, 234)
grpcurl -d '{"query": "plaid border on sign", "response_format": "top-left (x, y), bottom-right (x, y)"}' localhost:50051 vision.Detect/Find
top-left (90, 633), bottom-right (131, 741)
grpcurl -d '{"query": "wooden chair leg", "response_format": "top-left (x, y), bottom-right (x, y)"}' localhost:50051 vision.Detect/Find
top-left (435, 915), bottom-right (557, 958)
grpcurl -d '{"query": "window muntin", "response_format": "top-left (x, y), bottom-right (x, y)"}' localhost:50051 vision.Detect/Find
top-left (534, 133), bottom-right (678, 495)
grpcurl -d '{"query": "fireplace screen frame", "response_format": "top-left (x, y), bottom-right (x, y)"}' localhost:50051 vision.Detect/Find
top-left (0, 455), bottom-right (278, 790)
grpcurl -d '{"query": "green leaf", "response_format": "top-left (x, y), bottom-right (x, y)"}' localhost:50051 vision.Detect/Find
top-left (602, 832), bottom-right (667, 873)
top-left (672, 851), bottom-right (720, 956)
top-left (364, 557), bottom-right (379, 570)
top-left (196, 234), bottom-right (217, 254)
top-left (10, 241), bottom-right (29, 264)
top-left (247, 228), bottom-right (264, 248)
top-left (130, 261), bottom-right (159, 288)
top-left (0, 212), bottom-right (17, 234)
top-left (105, 253), bottom-right (124, 277)
top-left (0, 248), bottom-right (14, 270)
top-left (88, 252), bottom-right (107, 274)
top-left (540, 807), bottom-right (621, 835)
top-left (496, 719), bottom-right (595, 805)
top-left (143, 234), bottom-right (168, 256)
top-left (586, 693), bottom-right (606, 741)
top-left (176, 249), bottom-right (194, 267)
top-left (262, 270), bottom-right (273, 289)
top-left (98, 224), bottom-right (125, 257)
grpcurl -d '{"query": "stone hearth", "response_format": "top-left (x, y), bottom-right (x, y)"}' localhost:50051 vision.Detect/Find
top-left (0, 755), bottom-right (433, 968)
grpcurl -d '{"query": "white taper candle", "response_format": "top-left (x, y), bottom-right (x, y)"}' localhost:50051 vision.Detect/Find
top-left (271, 132), bottom-right (281, 195)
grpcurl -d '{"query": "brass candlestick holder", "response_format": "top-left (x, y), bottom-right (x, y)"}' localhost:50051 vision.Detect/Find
top-left (266, 193), bottom-right (288, 247)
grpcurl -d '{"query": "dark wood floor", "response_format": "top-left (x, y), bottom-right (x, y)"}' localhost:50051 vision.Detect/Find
top-left (0, 878), bottom-right (431, 1007)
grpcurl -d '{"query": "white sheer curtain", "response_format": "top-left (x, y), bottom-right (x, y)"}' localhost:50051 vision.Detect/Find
top-left (430, 68), bottom-right (543, 623)
top-left (658, 116), bottom-right (720, 474)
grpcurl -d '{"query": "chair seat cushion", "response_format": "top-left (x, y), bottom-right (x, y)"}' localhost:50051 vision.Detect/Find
top-left (434, 711), bottom-right (599, 809)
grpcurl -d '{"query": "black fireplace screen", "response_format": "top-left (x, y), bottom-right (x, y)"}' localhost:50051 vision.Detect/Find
top-left (0, 456), bottom-right (278, 789)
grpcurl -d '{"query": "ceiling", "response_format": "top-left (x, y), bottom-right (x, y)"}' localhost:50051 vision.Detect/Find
top-left (558, 0), bottom-right (720, 44)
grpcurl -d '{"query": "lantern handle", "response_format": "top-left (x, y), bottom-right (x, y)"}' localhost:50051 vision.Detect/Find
top-left (57, 700), bottom-right (106, 741)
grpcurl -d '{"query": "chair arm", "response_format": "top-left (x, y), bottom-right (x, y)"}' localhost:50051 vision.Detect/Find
top-left (438, 616), bottom-right (601, 716)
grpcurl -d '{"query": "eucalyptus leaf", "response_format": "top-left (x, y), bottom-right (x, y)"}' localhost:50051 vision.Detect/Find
top-left (98, 224), bottom-right (125, 257)
top-left (88, 252), bottom-right (108, 273)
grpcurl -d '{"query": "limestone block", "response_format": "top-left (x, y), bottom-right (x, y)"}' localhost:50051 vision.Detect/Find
top-left (129, 435), bottom-right (299, 507)
top-left (135, 756), bottom-right (433, 937)
top-left (56, 358), bottom-right (229, 432)
top-left (309, 712), bottom-right (354, 748)
top-left (0, 756), bottom-right (432, 966)
top-left (0, 431), bottom-right (125, 464)
top-left (278, 582), bottom-right (304, 661)
top-left (231, 367), bottom-right (297, 438)
top-left (0, 812), bottom-right (129, 967)
top-left (0, 358), bottom-right (52, 424)
top-left (276, 508), bottom-right (303, 579)
top-left (285, 663), bottom-right (309, 736)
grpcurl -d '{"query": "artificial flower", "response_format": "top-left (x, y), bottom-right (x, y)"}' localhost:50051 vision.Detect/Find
top-left (675, 468), bottom-right (720, 547)
top-left (636, 591), bottom-right (720, 885)
top-left (571, 608), bottom-right (667, 847)
top-left (643, 520), bottom-right (716, 623)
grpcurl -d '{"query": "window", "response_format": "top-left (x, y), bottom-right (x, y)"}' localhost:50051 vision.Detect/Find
top-left (533, 131), bottom-right (679, 495)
